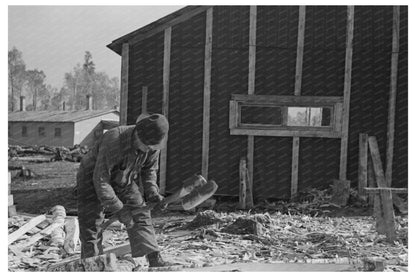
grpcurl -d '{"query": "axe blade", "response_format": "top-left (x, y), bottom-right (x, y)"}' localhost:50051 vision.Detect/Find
top-left (181, 180), bottom-right (218, 210)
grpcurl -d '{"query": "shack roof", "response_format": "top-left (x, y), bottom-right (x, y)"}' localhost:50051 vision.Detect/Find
top-left (8, 110), bottom-right (119, 123)
top-left (107, 5), bottom-right (211, 55)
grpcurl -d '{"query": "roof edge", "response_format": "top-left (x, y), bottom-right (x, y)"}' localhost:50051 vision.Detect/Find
top-left (107, 5), bottom-right (212, 55)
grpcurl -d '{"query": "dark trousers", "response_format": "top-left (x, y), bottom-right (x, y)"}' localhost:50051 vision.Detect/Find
top-left (77, 167), bottom-right (159, 259)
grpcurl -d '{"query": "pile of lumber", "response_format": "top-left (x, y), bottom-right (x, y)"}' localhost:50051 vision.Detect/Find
top-left (8, 206), bottom-right (80, 271)
top-left (8, 144), bottom-right (88, 162)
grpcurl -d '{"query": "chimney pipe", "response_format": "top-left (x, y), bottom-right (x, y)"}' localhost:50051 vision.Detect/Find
top-left (86, 95), bottom-right (92, 110)
top-left (20, 96), bottom-right (26, 111)
top-left (62, 101), bottom-right (66, 111)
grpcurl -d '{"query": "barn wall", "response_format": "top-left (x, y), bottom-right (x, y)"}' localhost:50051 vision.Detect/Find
top-left (8, 122), bottom-right (74, 147)
top-left (125, 5), bottom-right (408, 198)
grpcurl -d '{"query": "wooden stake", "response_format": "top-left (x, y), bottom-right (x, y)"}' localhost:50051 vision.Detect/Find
top-left (385, 6), bottom-right (400, 187)
top-left (119, 43), bottom-right (129, 125)
top-left (358, 133), bottom-right (368, 198)
top-left (160, 27), bottom-right (172, 194)
top-left (379, 189), bottom-right (396, 241)
top-left (291, 6), bottom-right (306, 198)
top-left (201, 7), bottom-right (213, 179)
top-left (246, 5), bottom-right (257, 208)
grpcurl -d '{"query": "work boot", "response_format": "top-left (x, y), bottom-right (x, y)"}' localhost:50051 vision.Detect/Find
top-left (146, 251), bottom-right (173, 268)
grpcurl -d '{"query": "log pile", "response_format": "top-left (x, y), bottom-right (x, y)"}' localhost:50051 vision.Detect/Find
top-left (8, 144), bottom-right (89, 163)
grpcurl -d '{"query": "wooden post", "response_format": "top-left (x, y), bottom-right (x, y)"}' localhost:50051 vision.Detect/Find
top-left (8, 171), bottom-right (16, 217)
top-left (160, 27), bottom-right (172, 194)
top-left (291, 6), bottom-right (306, 198)
top-left (385, 6), bottom-right (400, 187)
top-left (119, 43), bottom-right (129, 125)
top-left (201, 7), bottom-right (213, 179)
top-left (358, 133), bottom-right (368, 198)
top-left (239, 157), bottom-right (247, 209)
top-left (339, 6), bottom-right (355, 180)
top-left (246, 5), bottom-right (257, 208)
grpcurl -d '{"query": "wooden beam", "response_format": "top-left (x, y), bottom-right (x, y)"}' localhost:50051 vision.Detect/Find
top-left (385, 6), bottom-right (400, 187)
top-left (230, 128), bottom-right (341, 138)
top-left (201, 7), bottom-right (213, 179)
top-left (291, 6), bottom-right (306, 198)
top-left (8, 215), bottom-right (46, 245)
top-left (339, 6), bottom-right (355, 180)
top-left (159, 27), bottom-right (172, 194)
top-left (363, 187), bottom-right (408, 193)
top-left (358, 133), bottom-right (368, 197)
top-left (119, 43), bottom-right (129, 125)
top-left (246, 5), bottom-right (257, 208)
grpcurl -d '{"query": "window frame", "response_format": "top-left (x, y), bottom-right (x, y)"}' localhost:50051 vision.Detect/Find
top-left (229, 94), bottom-right (344, 138)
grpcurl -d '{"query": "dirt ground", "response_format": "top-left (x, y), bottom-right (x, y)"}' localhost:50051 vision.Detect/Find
top-left (8, 160), bottom-right (408, 272)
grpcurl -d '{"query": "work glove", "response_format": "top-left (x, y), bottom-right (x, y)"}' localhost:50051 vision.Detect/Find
top-left (147, 192), bottom-right (167, 210)
top-left (117, 207), bottom-right (134, 229)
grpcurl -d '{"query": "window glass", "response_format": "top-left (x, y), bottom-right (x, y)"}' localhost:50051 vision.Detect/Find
top-left (55, 128), bottom-right (61, 137)
top-left (241, 106), bottom-right (282, 125)
top-left (287, 107), bottom-right (331, 127)
top-left (38, 127), bottom-right (45, 137)
top-left (22, 126), bottom-right (27, 137)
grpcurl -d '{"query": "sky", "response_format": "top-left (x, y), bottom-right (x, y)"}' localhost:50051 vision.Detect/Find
top-left (8, 5), bottom-right (184, 88)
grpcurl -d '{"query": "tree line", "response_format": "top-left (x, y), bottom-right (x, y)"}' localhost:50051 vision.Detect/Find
top-left (8, 47), bottom-right (120, 112)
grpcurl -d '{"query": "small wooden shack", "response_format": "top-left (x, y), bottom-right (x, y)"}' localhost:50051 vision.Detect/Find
top-left (107, 6), bottom-right (407, 201)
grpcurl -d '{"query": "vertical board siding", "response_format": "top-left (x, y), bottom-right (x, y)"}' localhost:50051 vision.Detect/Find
top-left (124, 5), bottom-right (407, 197)
top-left (120, 43), bottom-right (129, 125)
top-left (165, 12), bottom-right (206, 193)
top-left (128, 32), bottom-right (164, 125)
top-left (348, 6), bottom-right (394, 186)
top-left (393, 6), bottom-right (407, 188)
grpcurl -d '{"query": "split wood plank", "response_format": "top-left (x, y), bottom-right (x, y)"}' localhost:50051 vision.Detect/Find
top-left (16, 222), bottom-right (61, 251)
top-left (160, 27), bottom-right (172, 194)
top-left (201, 7), bottom-right (213, 179)
top-left (119, 43), bottom-right (129, 125)
top-left (385, 6), bottom-right (400, 187)
top-left (291, 6), bottom-right (306, 198)
top-left (8, 214), bottom-right (47, 245)
top-left (246, 5), bottom-right (257, 208)
top-left (103, 242), bottom-right (131, 257)
top-left (339, 6), bottom-right (355, 180)
top-left (63, 217), bottom-right (80, 254)
top-left (358, 133), bottom-right (368, 197)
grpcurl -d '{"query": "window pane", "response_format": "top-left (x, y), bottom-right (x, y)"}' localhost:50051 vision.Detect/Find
top-left (287, 107), bottom-right (331, 127)
top-left (39, 127), bottom-right (45, 137)
top-left (55, 128), bottom-right (61, 137)
top-left (241, 106), bottom-right (282, 125)
top-left (22, 126), bottom-right (27, 137)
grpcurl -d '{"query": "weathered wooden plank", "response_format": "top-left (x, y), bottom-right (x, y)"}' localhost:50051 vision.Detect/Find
top-left (339, 6), bottom-right (355, 180)
top-left (363, 187), bottom-right (407, 193)
top-left (9, 194), bottom-right (14, 206)
top-left (119, 43), bottom-right (129, 125)
top-left (230, 128), bottom-right (341, 138)
top-left (141, 86), bottom-right (148, 115)
top-left (246, 5), bottom-right (257, 209)
top-left (160, 27), bottom-right (172, 194)
top-left (291, 6), bottom-right (306, 198)
top-left (201, 7), bottom-right (213, 179)
top-left (103, 242), bottom-right (131, 257)
top-left (368, 136), bottom-right (388, 188)
top-left (379, 189), bottom-right (396, 241)
top-left (358, 133), bottom-right (368, 197)
top-left (385, 6), bottom-right (400, 187)
top-left (8, 215), bottom-right (47, 245)
top-left (239, 157), bottom-right (247, 209)
top-left (231, 94), bottom-right (343, 104)
top-left (229, 101), bottom-right (238, 129)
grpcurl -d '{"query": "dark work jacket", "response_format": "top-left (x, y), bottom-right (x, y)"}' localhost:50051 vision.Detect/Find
top-left (78, 125), bottom-right (160, 213)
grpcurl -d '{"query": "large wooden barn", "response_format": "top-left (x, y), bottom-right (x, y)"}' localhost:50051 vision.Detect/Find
top-left (107, 6), bottom-right (407, 202)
